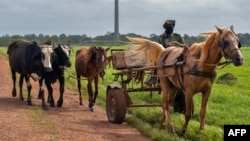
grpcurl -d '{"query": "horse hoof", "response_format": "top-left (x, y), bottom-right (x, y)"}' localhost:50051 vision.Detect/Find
top-left (176, 131), bottom-right (183, 137)
top-left (199, 128), bottom-right (204, 134)
top-left (80, 102), bottom-right (83, 105)
top-left (179, 130), bottom-right (186, 136)
top-left (168, 129), bottom-right (176, 135)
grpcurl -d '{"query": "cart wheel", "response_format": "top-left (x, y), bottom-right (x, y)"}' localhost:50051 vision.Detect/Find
top-left (106, 88), bottom-right (127, 124)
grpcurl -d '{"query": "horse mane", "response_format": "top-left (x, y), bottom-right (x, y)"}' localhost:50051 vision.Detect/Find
top-left (87, 46), bottom-right (98, 64)
top-left (194, 29), bottom-right (221, 65)
top-left (195, 32), bottom-right (216, 64)
top-left (186, 42), bottom-right (204, 59)
top-left (126, 36), bottom-right (164, 66)
top-left (197, 27), bottom-right (238, 65)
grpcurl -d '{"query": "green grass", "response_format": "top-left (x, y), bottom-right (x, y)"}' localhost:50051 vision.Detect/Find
top-left (1, 46), bottom-right (250, 141)
top-left (28, 106), bottom-right (59, 133)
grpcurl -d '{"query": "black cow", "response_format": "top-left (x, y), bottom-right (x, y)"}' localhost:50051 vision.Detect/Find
top-left (7, 39), bottom-right (54, 110)
top-left (38, 44), bottom-right (72, 107)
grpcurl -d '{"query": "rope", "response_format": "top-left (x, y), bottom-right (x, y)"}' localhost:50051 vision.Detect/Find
top-left (63, 68), bottom-right (87, 81)
top-left (64, 67), bottom-right (103, 81)
top-left (217, 60), bottom-right (232, 68)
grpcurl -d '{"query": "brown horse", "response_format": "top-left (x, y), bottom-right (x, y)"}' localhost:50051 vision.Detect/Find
top-left (127, 25), bottom-right (243, 135)
top-left (75, 46), bottom-right (110, 111)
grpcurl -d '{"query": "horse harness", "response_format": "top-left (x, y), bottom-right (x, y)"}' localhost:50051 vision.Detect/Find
top-left (169, 46), bottom-right (217, 90)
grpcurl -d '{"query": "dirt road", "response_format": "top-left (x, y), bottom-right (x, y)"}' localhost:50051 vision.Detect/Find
top-left (0, 52), bottom-right (150, 141)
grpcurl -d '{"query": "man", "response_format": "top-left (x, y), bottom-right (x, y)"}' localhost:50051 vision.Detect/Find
top-left (146, 19), bottom-right (187, 114)
top-left (146, 19), bottom-right (184, 84)
top-left (159, 19), bottom-right (184, 47)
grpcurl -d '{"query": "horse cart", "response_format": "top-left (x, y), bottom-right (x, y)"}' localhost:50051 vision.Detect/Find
top-left (106, 48), bottom-right (192, 123)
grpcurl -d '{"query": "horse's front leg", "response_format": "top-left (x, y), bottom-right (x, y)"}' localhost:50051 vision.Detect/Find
top-left (180, 90), bottom-right (194, 135)
top-left (77, 75), bottom-right (83, 105)
top-left (92, 76), bottom-right (98, 105)
top-left (87, 79), bottom-right (94, 111)
top-left (199, 89), bottom-right (211, 133)
top-left (57, 76), bottom-right (65, 107)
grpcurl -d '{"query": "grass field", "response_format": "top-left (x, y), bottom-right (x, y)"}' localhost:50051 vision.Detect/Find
top-left (1, 46), bottom-right (249, 141)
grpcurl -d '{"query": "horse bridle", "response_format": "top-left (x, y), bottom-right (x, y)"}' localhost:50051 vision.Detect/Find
top-left (218, 27), bottom-right (241, 60)
top-left (218, 39), bottom-right (241, 60)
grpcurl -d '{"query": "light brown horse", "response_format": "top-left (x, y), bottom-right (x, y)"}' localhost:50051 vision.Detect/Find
top-left (127, 25), bottom-right (243, 135)
top-left (75, 46), bottom-right (110, 111)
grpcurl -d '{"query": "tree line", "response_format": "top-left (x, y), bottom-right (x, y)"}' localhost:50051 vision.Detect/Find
top-left (0, 32), bottom-right (249, 47)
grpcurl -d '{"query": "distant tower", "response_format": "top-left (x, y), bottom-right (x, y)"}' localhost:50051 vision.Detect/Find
top-left (114, 0), bottom-right (119, 41)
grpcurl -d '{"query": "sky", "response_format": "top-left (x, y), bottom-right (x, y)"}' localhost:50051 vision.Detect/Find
top-left (0, 0), bottom-right (249, 37)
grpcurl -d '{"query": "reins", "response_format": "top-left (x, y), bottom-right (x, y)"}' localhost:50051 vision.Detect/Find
top-left (153, 43), bottom-right (234, 88)
top-left (64, 68), bottom-right (87, 80)
top-left (65, 66), bottom-right (104, 81)
top-left (203, 59), bottom-right (232, 69)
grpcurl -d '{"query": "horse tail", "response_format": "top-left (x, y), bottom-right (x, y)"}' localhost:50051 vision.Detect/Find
top-left (126, 36), bottom-right (164, 66)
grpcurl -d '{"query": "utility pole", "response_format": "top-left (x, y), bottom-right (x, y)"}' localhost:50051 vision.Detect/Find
top-left (114, 0), bottom-right (119, 41)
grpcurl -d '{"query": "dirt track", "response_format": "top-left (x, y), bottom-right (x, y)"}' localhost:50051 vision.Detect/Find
top-left (0, 53), bottom-right (150, 141)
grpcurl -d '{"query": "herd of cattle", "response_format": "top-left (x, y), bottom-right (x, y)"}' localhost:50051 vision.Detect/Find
top-left (6, 39), bottom-right (108, 111)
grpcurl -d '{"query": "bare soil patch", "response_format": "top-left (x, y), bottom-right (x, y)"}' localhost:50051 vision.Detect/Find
top-left (0, 53), bottom-right (150, 141)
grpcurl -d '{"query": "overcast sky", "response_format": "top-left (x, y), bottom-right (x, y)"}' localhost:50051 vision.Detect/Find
top-left (0, 0), bottom-right (249, 37)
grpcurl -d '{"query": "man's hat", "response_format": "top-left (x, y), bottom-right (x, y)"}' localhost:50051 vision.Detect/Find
top-left (163, 19), bottom-right (175, 28)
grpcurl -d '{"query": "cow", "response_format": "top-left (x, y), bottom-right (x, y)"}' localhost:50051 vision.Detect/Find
top-left (7, 39), bottom-right (54, 110)
top-left (38, 43), bottom-right (72, 108)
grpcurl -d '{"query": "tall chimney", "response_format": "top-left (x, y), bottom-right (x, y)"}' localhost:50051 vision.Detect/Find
top-left (114, 0), bottom-right (119, 41)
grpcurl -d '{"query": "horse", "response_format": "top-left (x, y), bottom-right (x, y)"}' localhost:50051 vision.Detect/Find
top-left (7, 39), bottom-right (54, 110)
top-left (126, 25), bottom-right (243, 135)
top-left (38, 43), bottom-right (72, 108)
top-left (75, 46), bottom-right (110, 111)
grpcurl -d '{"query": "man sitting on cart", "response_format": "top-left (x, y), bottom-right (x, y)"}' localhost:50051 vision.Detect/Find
top-left (145, 19), bottom-right (187, 114)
